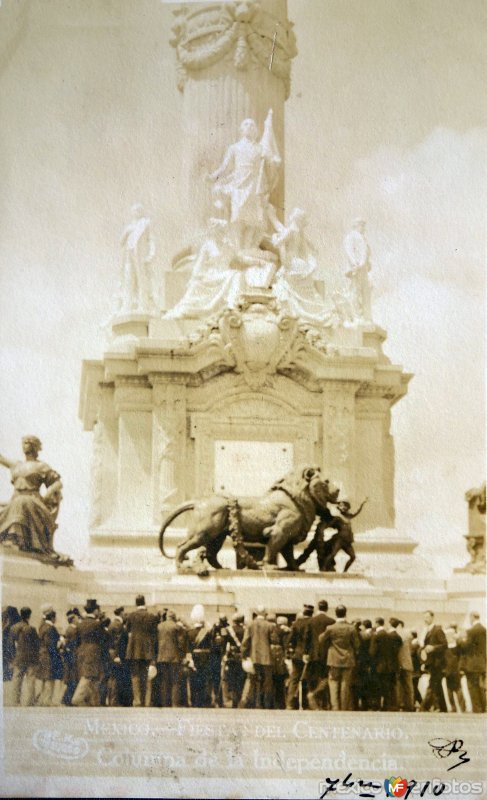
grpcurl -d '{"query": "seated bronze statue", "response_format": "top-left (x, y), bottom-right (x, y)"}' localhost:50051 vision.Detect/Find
top-left (0, 436), bottom-right (71, 566)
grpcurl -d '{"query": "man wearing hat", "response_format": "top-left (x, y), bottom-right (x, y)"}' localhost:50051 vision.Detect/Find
top-left (125, 595), bottom-right (158, 707)
top-left (72, 599), bottom-right (106, 706)
top-left (221, 612), bottom-right (246, 709)
top-left (185, 604), bottom-right (213, 708)
top-left (62, 608), bottom-right (81, 705)
top-left (36, 604), bottom-right (64, 706)
top-left (286, 604), bottom-right (314, 709)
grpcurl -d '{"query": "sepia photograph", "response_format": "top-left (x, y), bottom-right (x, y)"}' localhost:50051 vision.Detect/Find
top-left (0, 0), bottom-right (485, 797)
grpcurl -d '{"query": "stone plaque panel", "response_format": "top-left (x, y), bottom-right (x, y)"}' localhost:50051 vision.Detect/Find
top-left (214, 440), bottom-right (294, 496)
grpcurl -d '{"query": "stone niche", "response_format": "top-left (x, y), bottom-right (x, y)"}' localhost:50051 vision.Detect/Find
top-left (79, 304), bottom-right (411, 562)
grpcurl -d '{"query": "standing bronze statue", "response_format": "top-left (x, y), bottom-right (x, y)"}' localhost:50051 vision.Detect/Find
top-left (0, 436), bottom-right (72, 566)
top-left (296, 497), bottom-right (367, 573)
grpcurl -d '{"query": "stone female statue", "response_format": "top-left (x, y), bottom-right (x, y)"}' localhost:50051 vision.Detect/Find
top-left (0, 436), bottom-right (69, 563)
top-left (272, 208), bottom-right (327, 323)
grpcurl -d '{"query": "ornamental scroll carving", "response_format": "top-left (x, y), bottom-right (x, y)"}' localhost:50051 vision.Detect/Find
top-left (153, 397), bottom-right (186, 513)
top-left (170, 2), bottom-right (297, 96)
top-left (187, 296), bottom-right (336, 391)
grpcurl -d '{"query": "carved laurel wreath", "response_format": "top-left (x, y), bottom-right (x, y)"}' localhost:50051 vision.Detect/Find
top-left (172, 3), bottom-right (295, 94)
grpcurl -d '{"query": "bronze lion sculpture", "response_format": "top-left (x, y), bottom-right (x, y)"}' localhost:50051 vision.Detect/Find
top-left (159, 466), bottom-right (340, 571)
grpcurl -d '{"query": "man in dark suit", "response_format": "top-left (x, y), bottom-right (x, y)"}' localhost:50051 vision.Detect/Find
top-left (36, 604), bottom-right (64, 706)
top-left (242, 606), bottom-right (275, 709)
top-left (420, 610), bottom-right (447, 712)
top-left (356, 619), bottom-right (377, 710)
top-left (107, 606), bottom-right (131, 707)
top-left (319, 604), bottom-right (360, 710)
top-left (369, 617), bottom-right (401, 710)
top-left (286, 604), bottom-right (314, 710)
top-left (394, 619), bottom-right (415, 712)
top-left (221, 613), bottom-right (246, 709)
top-left (462, 612), bottom-right (486, 713)
top-left (306, 600), bottom-right (335, 710)
top-left (62, 608), bottom-right (81, 706)
top-left (156, 609), bottom-right (187, 707)
top-left (72, 599), bottom-right (106, 707)
top-left (125, 594), bottom-right (158, 707)
top-left (186, 604), bottom-right (213, 708)
top-left (10, 607), bottom-right (39, 706)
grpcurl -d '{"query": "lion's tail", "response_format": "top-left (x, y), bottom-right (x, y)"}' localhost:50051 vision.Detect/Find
top-left (159, 502), bottom-right (195, 558)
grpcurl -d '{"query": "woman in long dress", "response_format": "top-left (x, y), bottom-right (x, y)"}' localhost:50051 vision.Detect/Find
top-left (0, 435), bottom-right (63, 558)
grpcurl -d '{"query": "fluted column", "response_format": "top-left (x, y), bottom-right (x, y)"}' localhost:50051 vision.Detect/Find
top-left (170, 0), bottom-right (297, 231)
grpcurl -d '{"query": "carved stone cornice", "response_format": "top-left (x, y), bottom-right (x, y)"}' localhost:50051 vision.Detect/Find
top-left (170, 2), bottom-right (297, 97)
top-left (114, 376), bottom-right (152, 414)
top-left (319, 379), bottom-right (362, 396)
top-left (187, 363), bottom-right (235, 387)
top-left (115, 376), bottom-right (151, 389)
top-left (277, 367), bottom-right (321, 394)
top-left (148, 373), bottom-right (189, 387)
top-left (356, 381), bottom-right (407, 405)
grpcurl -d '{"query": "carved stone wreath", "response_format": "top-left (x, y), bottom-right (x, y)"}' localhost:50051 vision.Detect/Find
top-left (170, 2), bottom-right (297, 95)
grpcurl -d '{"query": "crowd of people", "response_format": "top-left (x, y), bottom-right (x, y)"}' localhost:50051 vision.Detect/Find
top-left (2, 596), bottom-right (485, 713)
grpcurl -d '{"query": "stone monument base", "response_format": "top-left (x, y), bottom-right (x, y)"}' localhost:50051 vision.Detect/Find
top-left (0, 550), bottom-right (97, 619)
top-left (2, 543), bottom-right (477, 629)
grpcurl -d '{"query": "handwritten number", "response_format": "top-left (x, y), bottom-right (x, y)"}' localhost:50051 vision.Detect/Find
top-left (432, 783), bottom-right (446, 796)
top-left (320, 777), bottom-right (339, 798)
top-left (358, 779), bottom-right (381, 798)
top-left (404, 779), bottom-right (417, 799)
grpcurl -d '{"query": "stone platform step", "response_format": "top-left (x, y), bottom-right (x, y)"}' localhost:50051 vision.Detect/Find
top-left (2, 707), bottom-right (486, 799)
top-left (1, 551), bottom-right (474, 629)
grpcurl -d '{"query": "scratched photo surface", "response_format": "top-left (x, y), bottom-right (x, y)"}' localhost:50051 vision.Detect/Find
top-left (0, 0), bottom-right (486, 798)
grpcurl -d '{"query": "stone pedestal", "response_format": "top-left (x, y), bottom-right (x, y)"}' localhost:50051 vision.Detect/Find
top-left (0, 551), bottom-right (97, 626)
top-left (80, 315), bottom-right (411, 567)
top-left (460, 483), bottom-right (486, 574)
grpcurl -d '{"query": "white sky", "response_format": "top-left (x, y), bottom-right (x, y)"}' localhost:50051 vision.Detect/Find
top-left (0, 0), bottom-right (485, 574)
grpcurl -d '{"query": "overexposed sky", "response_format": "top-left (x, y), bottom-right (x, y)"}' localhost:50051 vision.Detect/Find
top-left (0, 0), bottom-right (485, 573)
